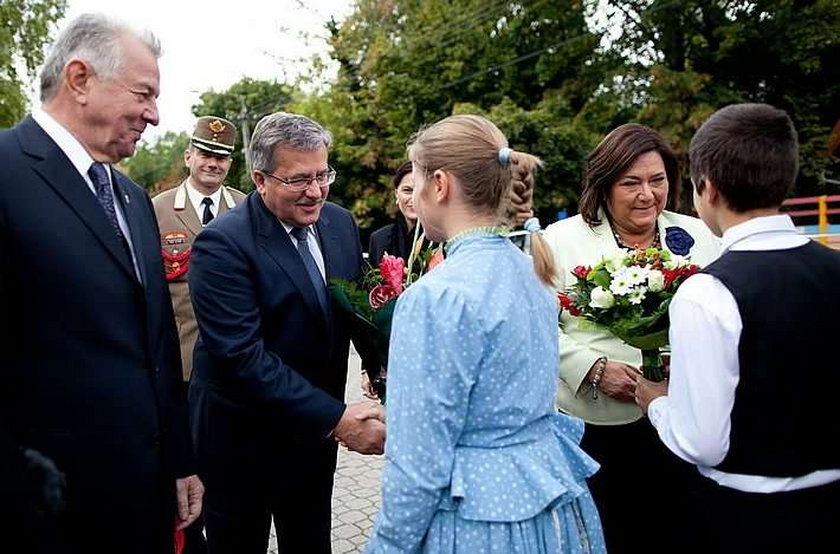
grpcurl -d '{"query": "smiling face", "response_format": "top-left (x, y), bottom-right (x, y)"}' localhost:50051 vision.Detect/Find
top-left (254, 146), bottom-right (330, 227)
top-left (607, 150), bottom-right (669, 236)
top-left (395, 172), bottom-right (417, 224)
top-left (185, 147), bottom-right (232, 194)
top-left (80, 33), bottom-right (160, 162)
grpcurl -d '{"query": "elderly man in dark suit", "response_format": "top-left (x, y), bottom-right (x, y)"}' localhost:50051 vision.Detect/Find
top-left (189, 112), bottom-right (385, 554)
top-left (0, 14), bottom-right (202, 554)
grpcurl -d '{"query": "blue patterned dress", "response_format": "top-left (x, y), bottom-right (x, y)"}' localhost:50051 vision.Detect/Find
top-left (366, 232), bottom-right (605, 554)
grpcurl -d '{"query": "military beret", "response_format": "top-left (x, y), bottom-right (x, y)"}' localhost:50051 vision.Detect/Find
top-left (191, 116), bottom-right (236, 156)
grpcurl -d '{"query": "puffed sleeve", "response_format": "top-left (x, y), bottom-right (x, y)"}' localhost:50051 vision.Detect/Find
top-left (367, 282), bottom-right (480, 553)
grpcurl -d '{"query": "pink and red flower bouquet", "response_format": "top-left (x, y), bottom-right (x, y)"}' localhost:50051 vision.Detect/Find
top-left (557, 247), bottom-right (699, 381)
top-left (330, 247), bottom-right (442, 401)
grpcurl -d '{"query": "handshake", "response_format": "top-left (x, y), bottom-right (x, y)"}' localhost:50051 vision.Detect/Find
top-left (333, 403), bottom-right (386, 455)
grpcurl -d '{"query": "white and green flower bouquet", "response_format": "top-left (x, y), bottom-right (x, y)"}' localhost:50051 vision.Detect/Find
top-left (557, 248), bottom-right (699, 381)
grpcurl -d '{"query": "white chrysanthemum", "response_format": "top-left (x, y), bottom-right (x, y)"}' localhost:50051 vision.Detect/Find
top-left (627, 287), bottom-right (647, 305)
top-left (625, 265), bottom-right (649, 286)
top-left (647, 269), bottom-right (665, 292)
top-left (609, 272), bottom-right (633, 296)
top-left (605, 252), bottom-right (628, 273)
top-left (589, 286), bottom-right (615, 309)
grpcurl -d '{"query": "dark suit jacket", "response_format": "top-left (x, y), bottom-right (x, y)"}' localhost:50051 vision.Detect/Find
top-left (368, 215), bottom-right (411, 269)
top-left (0, 116), bottom-right (193, 554)
top-left (188, 193), bottom-right (364, 443)
top-left (368, 215), bottom-right (430, 273)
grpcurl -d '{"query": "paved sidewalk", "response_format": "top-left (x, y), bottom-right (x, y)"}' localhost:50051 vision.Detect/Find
top-left (268, 349), bottom-right (384, 553)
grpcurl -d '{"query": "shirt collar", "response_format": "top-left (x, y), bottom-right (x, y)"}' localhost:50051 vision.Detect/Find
top-left (186, 179), bottom-right (223, 208)
top-left (720, 214), bottom-right (800, 252)
top-left (32, 108), bottom-right (98, 181)
top-left (280, 220), bottom-right (317, 239)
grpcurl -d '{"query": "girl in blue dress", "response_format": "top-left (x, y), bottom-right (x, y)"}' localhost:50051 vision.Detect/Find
top-left (366, 115), bottom-right (605, 554)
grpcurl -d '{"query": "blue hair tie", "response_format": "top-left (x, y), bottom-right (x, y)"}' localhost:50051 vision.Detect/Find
top-left (498, 147), bottom-right (512, 168)
top-left (523, 217), bottom-right (541, 233)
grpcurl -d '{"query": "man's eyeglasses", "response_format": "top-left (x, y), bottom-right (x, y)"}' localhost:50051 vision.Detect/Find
top-left (261, 167), bottom-right (337, 191)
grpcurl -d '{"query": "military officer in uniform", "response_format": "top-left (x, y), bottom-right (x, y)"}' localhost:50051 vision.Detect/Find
top-left (153, 116), bottom-right (245, 554)
top-left (153, 116), bottom-right (246, 383)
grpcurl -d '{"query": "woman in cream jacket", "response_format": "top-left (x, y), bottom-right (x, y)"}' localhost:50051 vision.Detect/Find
top-left (544, 124), bottom-right (719, 554)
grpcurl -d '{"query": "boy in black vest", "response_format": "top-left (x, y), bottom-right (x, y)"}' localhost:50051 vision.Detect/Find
top-left (635, 103), bottom-right (840, 553)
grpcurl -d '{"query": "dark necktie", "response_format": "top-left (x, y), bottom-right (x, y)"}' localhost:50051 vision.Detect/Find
top-left (201, 197), bottom-right (214, 225)
top-left (291, 226), bottom-right (328, 315)
top-left (88, 162), bottom-right (125, 241)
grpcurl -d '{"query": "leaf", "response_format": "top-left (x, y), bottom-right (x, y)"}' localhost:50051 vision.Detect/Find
top-left (614, 329), bottom-right (669, 351)
top-left (329, 278), bottom-right (374, 320)
top-left (590, 267), bottom-right (612, 289)
top-left (372, 297), bottom-right (397, 344)
top-left (0, 0), bottom-right (67, 127)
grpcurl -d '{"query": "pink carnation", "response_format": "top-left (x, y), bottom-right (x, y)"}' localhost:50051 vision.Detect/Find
top-left (379, 254), bottom-right (406, 295)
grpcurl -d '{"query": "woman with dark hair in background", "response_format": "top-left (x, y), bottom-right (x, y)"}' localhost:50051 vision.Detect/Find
top-left (363, 162), bottom-right (427, 399)
top-left (368, 161), bottom-right (420, 269)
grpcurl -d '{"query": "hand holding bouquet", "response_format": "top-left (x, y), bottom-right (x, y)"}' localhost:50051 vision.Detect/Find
top-left (557, 248), bottom-right (699, 381)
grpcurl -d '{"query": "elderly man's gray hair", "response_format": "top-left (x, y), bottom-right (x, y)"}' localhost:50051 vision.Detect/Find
top-left (248, 112), bottom-right (332, 174)
top-left (39, 13), bottom-right (161, 102)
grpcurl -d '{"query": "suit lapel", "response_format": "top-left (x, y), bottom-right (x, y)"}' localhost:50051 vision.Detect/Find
top-left (219, 186), bottom-right (237, 214)
top-left (315, 210), bottom-right (341, 284)
top-left (21, 118), bottom-right (137, 282)
top-left (252, 195), bottom-right (326, 322)
top-left (173, 182), bottom-right (204, 237)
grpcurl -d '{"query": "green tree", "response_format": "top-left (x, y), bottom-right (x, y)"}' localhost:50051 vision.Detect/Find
top-left (453, 96), bottom-right (599, 217)
top-left (0, 0), bottom-right (67, 127)
top-left (294, 0), bottom-right (608, 229)
top-left (608, 0), bottom-right (840, 200)
top-left (121, 131), bottom-right (189, 193)
top-left (193, 77), bottom-right (297, 192)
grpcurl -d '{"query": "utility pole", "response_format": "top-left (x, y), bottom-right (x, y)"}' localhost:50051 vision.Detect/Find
top-left (238, 96), bottom-right (250, 161)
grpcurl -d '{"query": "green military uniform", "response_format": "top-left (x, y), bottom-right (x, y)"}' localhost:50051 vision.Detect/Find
top-left (152, 117), bottom-right (246, 381)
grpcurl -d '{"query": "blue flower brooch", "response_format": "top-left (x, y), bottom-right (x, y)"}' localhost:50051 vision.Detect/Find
top-left (665, 226), bottom-right (695, 255)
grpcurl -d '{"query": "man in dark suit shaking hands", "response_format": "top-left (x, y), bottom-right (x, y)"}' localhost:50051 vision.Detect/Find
top-left (0, 14), bottom-right (202, 554)
top-left (189, 112), bottom-right (385, 554)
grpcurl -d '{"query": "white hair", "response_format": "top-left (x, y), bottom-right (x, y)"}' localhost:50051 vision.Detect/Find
top-left (39, 13), bottom-right (161, 102)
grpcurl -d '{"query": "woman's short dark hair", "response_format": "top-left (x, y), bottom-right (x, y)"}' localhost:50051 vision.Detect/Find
top-left (578, 124), bottom-right (681, 226)
top-left (689, 103), bottom-right (798, 212)
top-left (391, 161), bottom-right (413, 189)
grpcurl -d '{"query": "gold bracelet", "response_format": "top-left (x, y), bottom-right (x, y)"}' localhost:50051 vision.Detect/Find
top-left (590, 357), bottom-right (607, 400)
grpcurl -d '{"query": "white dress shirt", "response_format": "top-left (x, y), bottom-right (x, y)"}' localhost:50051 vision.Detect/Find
top-left (649, 214), bottom-right (840, 492)
top-left (186, 180), bottom-right (223, 224)
top-left (32, 109), bottom-right (141, 280)
top-left (280, 221), bottom-right (326, 282)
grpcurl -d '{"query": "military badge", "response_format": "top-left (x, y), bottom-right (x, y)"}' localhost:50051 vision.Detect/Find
top-left (163, 231), bottom-right (188, 248)
top-left (208, 119), bottom-right (226, 134)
